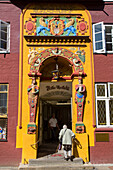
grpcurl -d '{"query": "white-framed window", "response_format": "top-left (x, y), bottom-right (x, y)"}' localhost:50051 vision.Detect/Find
top-left (95, 83), bottom-right (113, 127)
top-left (93, 22), bottom-right (113, 53)
top-left (103, 0), bottom-right (113, 1)
top-left (0, 84), bottom-right (8, 141)
top-left (0, 20), bottom-right (10, 53)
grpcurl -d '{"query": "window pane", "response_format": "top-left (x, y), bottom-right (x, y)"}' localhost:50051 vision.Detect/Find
top-left (0, 85), bottom-right (8, 116)
top-left (109, 100), bottom-right (113, 125)
top-left (109, 84), bottom-right (113, 96)
top-left (0, 40), bottom-right (7, 50)
top-left (0, 100), bottom-right (3, 106)
top-left (0, 107), bottom-right (7, 115)
top-left (96, 42), bottom-right (103, 50)
top-left (0, 85), bottom-right (7, 91)
top-left (3, 93), bottom-right (7, 100)
top-left (106, 43), bottom-right (112, 51)
top-left (105, 26), bottom-right (112, 34)
top-left (0, 93), bottom-right (3, 100)
top-left (106, 35), bottom-right (112, 42)
top-left (95, 33), bottom-right (102, 41)
top-left (0, 31), bottom-right (7, 41)
top-left (95, 24), bottom-right (102, 33)
top-left (0, 118), bottom-right (7, 141)
top-left (97, 100), bottom-right (106, 125)
top-left (1, 22), bottom-right (7, 33)
top-left (0, 20), bottom-right (10, 53)
top-left (0, 93), bottom-right (7, 115)
top-left (97, 85), bottom-right (105, 97)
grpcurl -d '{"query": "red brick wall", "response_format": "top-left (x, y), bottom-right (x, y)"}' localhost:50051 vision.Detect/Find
top-left (0, 2), bottom-right (22, 166)
top-left (89, 3), bottom-right (113, 82)
top-left (94, 54), bottom-right (113, 82)
top-left (90, 130), bottom-right (113, 163)
top-left (89, 3), bottom-right (113, 163)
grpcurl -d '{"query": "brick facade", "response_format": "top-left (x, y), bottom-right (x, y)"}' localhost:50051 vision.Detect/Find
top-left (0, 2), bottom-right (22, 166)
top-left (90, 130), bottom-right (113, 163)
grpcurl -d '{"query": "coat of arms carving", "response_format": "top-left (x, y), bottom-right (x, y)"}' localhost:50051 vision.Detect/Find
top-left (48, 18), bottom-right (64, 36)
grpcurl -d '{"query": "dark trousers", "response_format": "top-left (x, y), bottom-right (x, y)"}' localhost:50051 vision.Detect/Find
top-left (51, 127), bottom-right (57, 141)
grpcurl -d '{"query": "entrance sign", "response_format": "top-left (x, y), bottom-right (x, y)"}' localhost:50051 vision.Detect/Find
top-left (40, 82), bottom-right (72, 100)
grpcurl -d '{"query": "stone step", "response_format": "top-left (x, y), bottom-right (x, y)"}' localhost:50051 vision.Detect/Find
top-left (19, 150), bottom-right (96, 170)
top-left (19, 164), bottom-right (96, 170)
top-left (29, 157), bottom-right (83, 166)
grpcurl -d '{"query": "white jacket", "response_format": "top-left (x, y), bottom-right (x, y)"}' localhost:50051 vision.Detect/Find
top-left (59, 128), bottom-right (75, 145)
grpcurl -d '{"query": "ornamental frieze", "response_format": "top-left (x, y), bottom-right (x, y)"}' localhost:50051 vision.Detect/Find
top-left (28, 47), bottom-right (85, 76)
top-left (24, 16), bottom-right (88, 36)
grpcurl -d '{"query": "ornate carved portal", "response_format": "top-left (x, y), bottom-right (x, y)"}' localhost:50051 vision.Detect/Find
top-left (27, 47), bottom-right (86, 134)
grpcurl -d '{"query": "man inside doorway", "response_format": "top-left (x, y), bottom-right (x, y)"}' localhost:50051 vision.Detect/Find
top-left (49, 113), bottom-right (60, 142)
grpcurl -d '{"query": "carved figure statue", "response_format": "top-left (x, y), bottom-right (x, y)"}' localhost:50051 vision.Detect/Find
top-left (27, 77), bottom-right (39, 123)
top-left (28, 48), bottom-right (38, 65)
top-left (64, 18), bottom-right (76, 36)
top-left (36, 17), bottom-right (50, 36)
top-left (75, 47), bottom-right (85, 63)
top-left (75, 77), bottom-right (85, 122)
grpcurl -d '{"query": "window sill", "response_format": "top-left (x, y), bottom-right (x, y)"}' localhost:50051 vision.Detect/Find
top-left (0, 51), bottom-right (10, 54)
top-left (95, 128), bottom-right (113, 132)
top-left (0, 139), bottom-right (7, 142)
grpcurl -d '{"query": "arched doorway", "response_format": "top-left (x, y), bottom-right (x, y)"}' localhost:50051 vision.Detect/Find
top-left (38, 56), bottom-right (72, 157)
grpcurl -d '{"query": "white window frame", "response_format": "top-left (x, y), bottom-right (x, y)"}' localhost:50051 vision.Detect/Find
top-left (93, 22), bottom-right (106, 53)
top-left (93, 22), bottom-right (113, 53)
top-left (95, 83), bottom-right (113, 128)
top-left (103, 0), bottom-right (113, 1)
top-left (95, 83), bottom-right (107, 98)
top-left (0, 20), bottom-right (10, 53)
top-left (108, 82), bottom-right (113, 98)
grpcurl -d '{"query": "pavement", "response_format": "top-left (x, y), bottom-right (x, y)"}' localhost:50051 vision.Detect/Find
top-left (0, 163), bottom-right (113, 170)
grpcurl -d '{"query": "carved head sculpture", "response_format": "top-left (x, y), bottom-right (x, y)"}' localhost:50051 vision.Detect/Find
top-left (78, 76), bottom-right (82, 84)
top-left (32, 77), bottom-right (36, 85)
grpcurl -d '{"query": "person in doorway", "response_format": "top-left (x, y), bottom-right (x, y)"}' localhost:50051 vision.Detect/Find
top-left (59, 125), bottom-right (75, 161)
top-left (49, 114), bottom-right (60, 142)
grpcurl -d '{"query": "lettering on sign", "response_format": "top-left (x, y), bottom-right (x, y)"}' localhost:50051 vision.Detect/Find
top-left (46, 85), bottom-right (69, 91)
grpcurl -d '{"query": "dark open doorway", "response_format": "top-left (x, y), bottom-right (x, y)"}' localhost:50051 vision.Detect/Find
top-left (38, 98), bottom-right (72, 158)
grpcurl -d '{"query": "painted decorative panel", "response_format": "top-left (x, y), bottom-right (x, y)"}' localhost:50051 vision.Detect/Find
top-left (28, 47), bottom-right (85, 76)
top-left (24, 16), bottom-right (88, 36)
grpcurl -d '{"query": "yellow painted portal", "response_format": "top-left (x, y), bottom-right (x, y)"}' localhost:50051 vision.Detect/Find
top-left (16, 3), bottom-right (95, 164)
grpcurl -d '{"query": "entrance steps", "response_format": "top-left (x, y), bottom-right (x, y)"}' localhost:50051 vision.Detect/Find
top-left (18, 150), bottom-right (96, 170)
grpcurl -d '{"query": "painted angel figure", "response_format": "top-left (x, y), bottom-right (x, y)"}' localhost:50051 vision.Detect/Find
top-left (28, 48), bottom-right (38, 65)
top-left (75, 47), bottom-right (85, 63)
top-left (27, 77), bottom-right (39, 123)
top-left (75, 76), bottom-right (85, 122)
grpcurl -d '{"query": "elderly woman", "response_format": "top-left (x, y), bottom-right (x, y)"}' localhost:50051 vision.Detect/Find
top-left (59, 125), bottom-right (75, 161)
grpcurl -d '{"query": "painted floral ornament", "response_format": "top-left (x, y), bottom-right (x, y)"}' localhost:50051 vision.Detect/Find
top-left (77, 19), bottom-right (88, 35)
top-left (24, 18), bottom-right (36, 35)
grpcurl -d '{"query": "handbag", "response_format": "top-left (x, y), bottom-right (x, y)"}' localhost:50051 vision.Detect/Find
top-left (58, 143), bottom-right (62, 150)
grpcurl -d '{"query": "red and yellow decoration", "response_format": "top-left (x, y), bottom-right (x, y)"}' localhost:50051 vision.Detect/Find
top-left (77, 18), bottom-right (88, 35)
top-left (24, 18), bottom-right (36, 35)
top-left (48, 18), bottom-right (65, 35)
